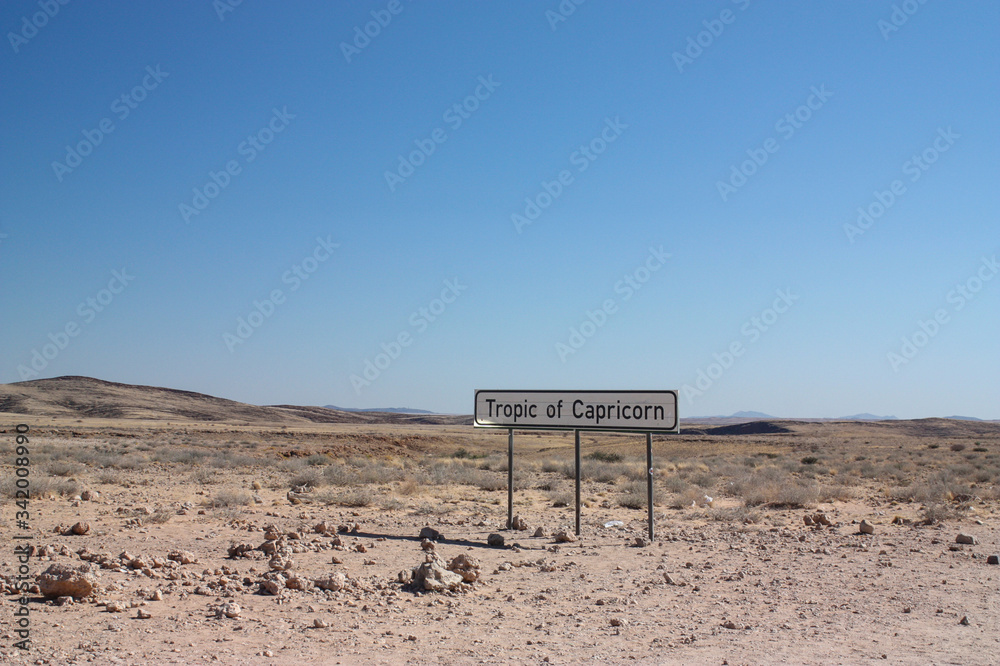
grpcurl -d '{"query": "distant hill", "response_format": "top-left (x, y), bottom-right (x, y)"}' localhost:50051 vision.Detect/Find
top-left (0, 376), bottom-right (469, 426)
top-left (838, 413), bottom-right (899, 421)
top-left (730, 410), bottom-right (773, 419)
top-left (943, 415), bottom-right (983, 421)
top-left (325, 405), bottom-right (436, 415)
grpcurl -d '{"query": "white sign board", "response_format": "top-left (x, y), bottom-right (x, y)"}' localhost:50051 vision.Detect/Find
top-left (474, 390), bottom-right (678, 433)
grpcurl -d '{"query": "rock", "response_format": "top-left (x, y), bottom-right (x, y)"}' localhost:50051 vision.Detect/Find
top-left (511, 515), bottom-right (528, 531)
top-left (167, 550), bottom-right (197, 565)
top-left (554, 529), bottom-right (576, 543)
top-left (610, 617), bottom-right (624, 627)
top-left (80, 490), bottom-right (98, 502)
top-left (149, 589), bottom-right (163, 601)
top-left (397, 569), bottom-right (413, 585)
top-left (259, 573), bottom-right (287, 595)
top-left (315, 572), bottom-right (347, 592)
top-left (956, 533), bottom-right (977, 545)
top-left (959, 615), bottom-right (970, 626)
top-left (447, 554), bottom-right (481, 583)
top-left (420, 538), bottom-right (435, 552)
top-left (287, 489), bottom-right (313, 505)
top-left (813, 513), bottom-right (832, 526)
top-left (986, 555), bottom-right (999, 565)
top-left (722, 620), bottom-right (738, 630)
top-left (859, 520), bottom-right (875, 535)
top-left (803, 515), bottom-right (814, 526)
top-left (70, 522), bottom-right (90, 536)
top-left (228, 543), bottom-right (256, 559)
top-left (633, 537), bottom-right (649, 548)
top-left (251, 480), bottom-right (262, 490)
top-left (664, 573), bottom-right (684, 586)
top-left (285, 574), bottom-right (313, 591)
top-left (314, 521), bottom-right (335, 535)
top-left (136, 609), bottom-right (152, 619)
top-left (219, 602), bottom-right (241, 618)
top-left (487, 533), bottom-right (505, 548)
top-left (419, 526), bottom-right (442, 541)
top-left (37, 563), bottom-right (99, 599)
top-left (105, 600), bottom-right (128, 613)
top-left (411, 554), bottom-right (465, 592)
top-left (533, 527), bottom-right (546, 538)
top-left (313, 618), bottom-right (329, 628)
top-left (269, 554), bottom-right (294, 571)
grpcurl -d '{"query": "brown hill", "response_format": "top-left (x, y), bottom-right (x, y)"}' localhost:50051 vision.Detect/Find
top-left (0, 376), bottom-right (469, 426)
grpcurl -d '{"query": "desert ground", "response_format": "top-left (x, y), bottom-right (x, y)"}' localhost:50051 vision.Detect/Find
top-left (2, 385), bottom-right (999, 665)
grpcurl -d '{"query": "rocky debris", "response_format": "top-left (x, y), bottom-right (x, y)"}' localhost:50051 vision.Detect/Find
top-left (228, 543), bottom-right (257, 559)
top-left (447, 554), bottom-right (481, 583)
top-left (511, 515), bottom-right (528, 531)
top-left (487, 533), bottom-right (505, 548)
top-left (80, 490), bottom-right (99, 502)
top-left (956, 533), bottom-right (977, 545)
top-left (70, 522), bottom-right (90, 536)
top-left (285, 574), bottom-right (314, 591)
top-left (664, 573), bottom-right (684, 586)
top-left (104, 599), bottom-right (128, 613)
top-left (314, 521), bottom-right (336, 536)
top-left (268, 554), bottom-right (294, 572)
top-left (259, 572), bottom-right (287, 596)
top-left (287, 486), bottom-right (314, 505)
top-left (419, 526), bottom-right (442, 541)
top-left (37, 563), bottom-right (99, 599)
top-left (812, 513), bottom-right (832, 527)
top-left (859, 520), bottom-right (875, 535)
top-left (262, 525), bottom-right (283, 541)
top-left (218, 602), bottom-right (241, 619)
top-left (409, 554), bottom-right (466, 592)
top-left (315, 572), bottom-right (347, 592)
top-left (554, 529), bottom-right (577, 543)
top-left (339, 523), bottom-right (360, 534)
top-left (167, 550), bottom-right (197, 565)
top-left (986, 555), bottom-right (999, 565)
top-left (533, 527), bottom-right (546, 538)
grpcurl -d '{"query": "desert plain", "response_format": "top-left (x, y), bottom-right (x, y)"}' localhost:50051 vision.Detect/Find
top-left (1, 377), bottom-right (999, 665)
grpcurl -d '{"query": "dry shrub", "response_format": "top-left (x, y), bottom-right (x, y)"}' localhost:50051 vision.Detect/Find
top-left (617, 480), bottom-right (652, 510)
top-left (547, 490), bottom-right (574, 507)
top-left (668, 486), bottom-right (705, 510)
top-left (709, 506), bottom-right (761, 524)
top-left (397, 477), bottom-right (420, 496)
top-left (46, 461), bottom-right (78, 477)
top-left (207, 489), bottom-right (253, 508)
top-left (190, 468), bottom-right (221, 485)
top-left (732, 468), bottom-right (818, 508)
top-left (323, 488), bottom-right (373, 508)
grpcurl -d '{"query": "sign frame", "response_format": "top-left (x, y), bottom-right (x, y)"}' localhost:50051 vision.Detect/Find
top-left (474, 389), bottom-right (679, 434)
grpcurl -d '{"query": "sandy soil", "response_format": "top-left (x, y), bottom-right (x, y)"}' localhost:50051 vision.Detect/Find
top-left (2, 423), bottom-right (999, 665)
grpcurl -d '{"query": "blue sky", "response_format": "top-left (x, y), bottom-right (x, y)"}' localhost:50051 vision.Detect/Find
top-left (2, 1), bottom-right (997, 418)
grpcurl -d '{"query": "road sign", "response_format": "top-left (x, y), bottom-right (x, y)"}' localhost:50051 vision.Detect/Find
top-left (474, 390), bottom-right (678, 433)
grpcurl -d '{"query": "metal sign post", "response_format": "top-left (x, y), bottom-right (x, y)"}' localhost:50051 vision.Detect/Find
top-left (477, 390), bottom-right (678, 542)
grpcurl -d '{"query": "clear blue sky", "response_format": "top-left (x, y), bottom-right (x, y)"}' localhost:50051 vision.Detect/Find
top-left (2, 1), bottom-right (997, 419)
